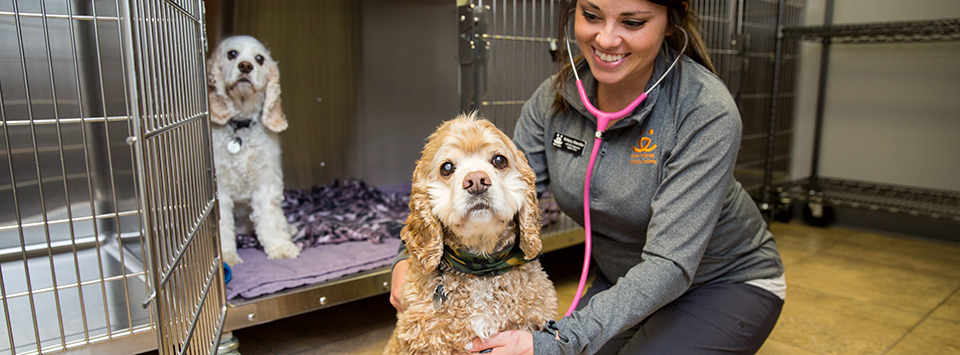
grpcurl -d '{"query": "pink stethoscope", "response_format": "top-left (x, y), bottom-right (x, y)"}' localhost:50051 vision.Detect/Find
top-left (563, 27), bottom-right (688, 316)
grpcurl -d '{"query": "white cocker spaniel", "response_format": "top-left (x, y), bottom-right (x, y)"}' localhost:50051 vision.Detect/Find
top-left (384, 112), bottom-right (557, 355)
top-left (207, 35), bottom-right (299, 266)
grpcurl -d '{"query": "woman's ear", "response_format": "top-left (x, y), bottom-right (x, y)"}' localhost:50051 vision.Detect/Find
top-left (401, 181), bottom-right (444, 272)
top-left (515, 150), bottom-right (543, 260)
top-left (207, 55), bottom-right (235, 125)
top-left (260, 60), bottom-right (288, 132)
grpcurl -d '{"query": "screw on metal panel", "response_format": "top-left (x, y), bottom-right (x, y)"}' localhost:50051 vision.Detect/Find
top-left (319, 296), bottom-right (327, 305)
top-left (247, 313), bottom-right (256, 322)
top-left (382, 281), bottom-right (390, 290)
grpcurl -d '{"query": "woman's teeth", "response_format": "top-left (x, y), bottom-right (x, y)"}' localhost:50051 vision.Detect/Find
top-left (595, 49), bottom-right (626, 62)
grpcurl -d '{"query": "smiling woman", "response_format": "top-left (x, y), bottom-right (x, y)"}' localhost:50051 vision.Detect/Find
top-left (459, 0), bottom-right (787, 354)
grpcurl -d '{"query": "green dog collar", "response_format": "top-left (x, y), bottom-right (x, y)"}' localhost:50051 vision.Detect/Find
top-left (440, 240), bottom-right (534, 277)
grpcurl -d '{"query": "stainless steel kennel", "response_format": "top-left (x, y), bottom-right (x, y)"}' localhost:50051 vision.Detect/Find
top-left (0, 0), bottom-right (804, 354)
top-left (1, 0), bottom-right (225, 354)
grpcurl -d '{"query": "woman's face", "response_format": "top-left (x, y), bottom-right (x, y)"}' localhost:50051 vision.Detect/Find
top-left (574, 0), bottom-right (672, 89)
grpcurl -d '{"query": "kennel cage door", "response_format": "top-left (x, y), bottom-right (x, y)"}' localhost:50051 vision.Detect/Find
top-left (124, 0), bottom-right (228, 354)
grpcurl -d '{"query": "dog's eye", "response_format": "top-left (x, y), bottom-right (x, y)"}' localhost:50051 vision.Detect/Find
top-left (491, 155), bottom-right (508, 170)
top-left (439, 162), bottom-right (455, 178)
top-left (255, 55), bottom-right (265, 65)
top-left (227, 50), bottom-right (238, 60)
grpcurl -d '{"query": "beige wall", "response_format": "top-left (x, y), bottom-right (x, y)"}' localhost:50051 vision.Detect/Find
top-left (205, 0), bottom-right (458, 189)
top-left (209, 0), bottom-right (362, 190)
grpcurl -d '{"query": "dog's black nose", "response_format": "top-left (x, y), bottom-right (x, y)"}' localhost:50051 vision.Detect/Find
top-left (238, 61), bottom-right (254, 74)
top-left (463, 171), bottom-right (491, 195)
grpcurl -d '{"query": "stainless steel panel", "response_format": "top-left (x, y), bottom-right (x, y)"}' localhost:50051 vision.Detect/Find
top-left (1, 0), bottom-right (224, 353)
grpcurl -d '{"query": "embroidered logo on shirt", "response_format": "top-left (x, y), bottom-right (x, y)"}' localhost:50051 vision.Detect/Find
top-left (630, 129), bottom-right (657, 165)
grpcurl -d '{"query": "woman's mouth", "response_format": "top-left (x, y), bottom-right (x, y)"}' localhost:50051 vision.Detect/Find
top-left (595, 48), bottom-right (627, 63)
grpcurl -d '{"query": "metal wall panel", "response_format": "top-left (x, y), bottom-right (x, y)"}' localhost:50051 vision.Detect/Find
top-left (0, 0), bottom-right (224, 353)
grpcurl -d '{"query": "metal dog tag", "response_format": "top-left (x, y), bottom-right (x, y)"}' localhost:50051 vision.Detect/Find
top-left (432, 284), bottom-right (447, 309)
top-left (227, 137), bottom-right (242, 154)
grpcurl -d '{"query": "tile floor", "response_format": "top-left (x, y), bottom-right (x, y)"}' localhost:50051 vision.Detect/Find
top-left (208, 221), bottom-right (960, 355)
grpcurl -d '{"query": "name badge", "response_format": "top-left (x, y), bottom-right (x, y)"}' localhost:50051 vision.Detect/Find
top-left (552, 132), bottom-right (585, 156)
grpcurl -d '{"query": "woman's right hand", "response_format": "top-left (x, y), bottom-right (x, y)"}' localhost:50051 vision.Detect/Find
top-left (390, 259), bottom-right (409, 312)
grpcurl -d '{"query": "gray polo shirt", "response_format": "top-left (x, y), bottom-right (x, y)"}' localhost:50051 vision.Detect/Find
top-left (516, 49), bottom-right (784, 355)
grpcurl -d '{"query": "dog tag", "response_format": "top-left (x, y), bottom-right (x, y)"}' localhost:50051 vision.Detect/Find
top-left (432, 284), bottom-right (447, 309)
top-left (227, 137), bottom-right (242, 154)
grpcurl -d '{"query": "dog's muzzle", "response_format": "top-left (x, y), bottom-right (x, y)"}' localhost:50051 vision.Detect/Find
top-left (463, 171), bottom-right (491, 195)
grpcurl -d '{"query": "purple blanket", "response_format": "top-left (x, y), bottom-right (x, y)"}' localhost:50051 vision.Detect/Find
top-left (227, 180), bottom-right (408, 300)
top-left (225, 237), bottom-right (400, 300)
top-left (237, 180), bottom-right (411, 250)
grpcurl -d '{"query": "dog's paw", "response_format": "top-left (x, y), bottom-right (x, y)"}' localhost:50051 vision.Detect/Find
top-left (264, 240), bottom-right (300, 260)
top-left (223, 250), bottom-right (244, 266)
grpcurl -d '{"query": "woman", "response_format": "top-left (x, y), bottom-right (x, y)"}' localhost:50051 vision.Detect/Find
top-left (391, 0), bottom-right (786, 353)
top-left (462, 0), bottom-right (785, 354)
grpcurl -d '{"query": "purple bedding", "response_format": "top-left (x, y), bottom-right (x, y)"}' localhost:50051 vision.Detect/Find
top-left (237, 180), bottom-right (411, 249)
top-left (224, 180), bottom-right (564, 300)
top-left (227, 180), bottom-right (409, 300)
top-left (225, 238), bottom-right (401, 299)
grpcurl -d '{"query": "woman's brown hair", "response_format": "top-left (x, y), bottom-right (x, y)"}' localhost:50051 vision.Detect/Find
top-left (552, 0), bottom-right (715, 112)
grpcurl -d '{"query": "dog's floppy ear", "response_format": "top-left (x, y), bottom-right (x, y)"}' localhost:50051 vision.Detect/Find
top-left (207, 52), bottom-right (236, 126)
top-left (401, 180), bottom-right (444, 272)
top-left (515, 149), bottom-right (543, 260)
top-left (260, 60), bottom-right (288, 132)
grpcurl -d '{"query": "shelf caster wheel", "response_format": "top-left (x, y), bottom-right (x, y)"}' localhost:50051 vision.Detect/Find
top-left (218, 332), bottom-right (241, 355)
top-left (803, 200), bottom-right (834, 227)
top-left (773, 197), bottom-right (793, 224)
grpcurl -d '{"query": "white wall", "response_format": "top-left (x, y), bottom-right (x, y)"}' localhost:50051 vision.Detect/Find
top-left (791, 0), bottom-right (960, 191)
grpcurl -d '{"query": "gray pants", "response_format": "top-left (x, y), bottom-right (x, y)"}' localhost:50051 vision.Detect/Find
top-left (580, 274), bottom-right (783, 355)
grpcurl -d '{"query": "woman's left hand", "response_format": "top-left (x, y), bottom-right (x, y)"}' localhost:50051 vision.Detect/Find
top-left (460, 330), bottom-right (534, 355)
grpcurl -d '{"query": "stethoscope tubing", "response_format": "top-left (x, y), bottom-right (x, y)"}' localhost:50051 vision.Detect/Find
top-left (563, 27), bottom-right (688, 317)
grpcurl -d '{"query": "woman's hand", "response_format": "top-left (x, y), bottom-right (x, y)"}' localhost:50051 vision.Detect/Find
top-left (461, 330), bottom-right (534, 355)
top-left (390, 259), bottom-right (409, 312)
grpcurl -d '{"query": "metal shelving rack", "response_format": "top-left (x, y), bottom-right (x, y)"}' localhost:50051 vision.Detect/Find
top-left (775, 5), bottom-right (960, 225)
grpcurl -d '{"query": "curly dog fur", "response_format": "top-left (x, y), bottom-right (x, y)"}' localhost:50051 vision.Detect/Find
top-left (384, 112), bottom-right (558, 355)
top-left (207, 35), bottom-right (299, 266)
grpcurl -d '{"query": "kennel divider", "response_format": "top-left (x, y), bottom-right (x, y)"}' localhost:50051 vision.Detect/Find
top-left (1, 0), bottom-right (225, 353)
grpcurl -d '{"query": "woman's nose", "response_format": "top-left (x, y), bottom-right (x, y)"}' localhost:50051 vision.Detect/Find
top-left (595, 24), bottom-right (623, 49)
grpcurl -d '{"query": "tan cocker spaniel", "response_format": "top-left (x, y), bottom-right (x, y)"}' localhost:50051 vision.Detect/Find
top-left (384, 112), bottom-right (558, 355)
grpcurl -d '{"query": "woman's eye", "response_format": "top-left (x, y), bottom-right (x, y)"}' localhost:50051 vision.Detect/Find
top-left (623, 20), bottom-right (647, 28)
top-left (440, 162), bottom-right (455, 177)
top-left (227, 50), bottom-right (238, 60)
top-left (581, 10), bottom-right (600, 21)
top-left (255, 55), bottom-right (265, 65)
top-left (491, 155), bottom-right (508, 170)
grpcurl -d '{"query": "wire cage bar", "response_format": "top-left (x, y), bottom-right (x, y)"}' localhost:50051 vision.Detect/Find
top-left (0, 0), bottom-right (224, 354)
top-left (780, 178), bottom-right (960, 224)
top-left (783, 18), bottom-right (960, 44)
top-left (692, 0), bottom-right (804, 198)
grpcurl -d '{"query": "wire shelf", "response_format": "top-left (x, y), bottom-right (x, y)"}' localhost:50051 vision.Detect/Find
top-left (782, 18), bottom-right (960, 43)
top-left (781, 178), bottom-right (960, 223)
